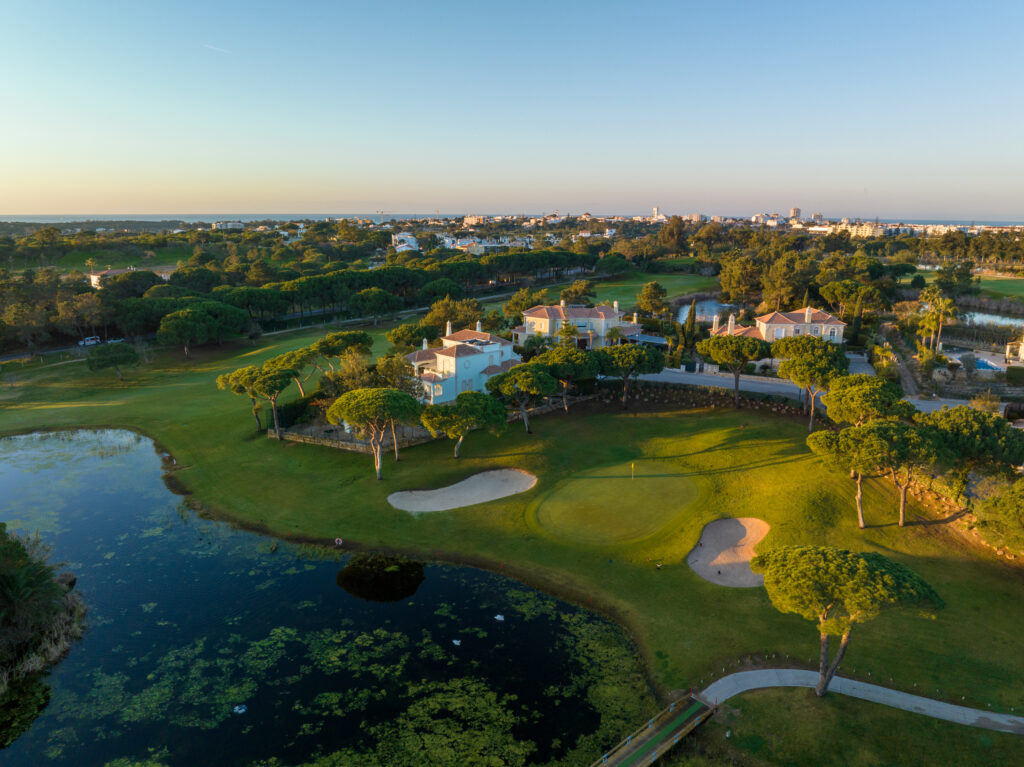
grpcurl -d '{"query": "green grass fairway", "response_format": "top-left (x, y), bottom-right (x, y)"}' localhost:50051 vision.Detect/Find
top-left (979, 275), bottom-right (1024, 300)
top-left (591, 271), bottom-right (718, 308)
top-left (531, 460), bottom-right (704, 545)
top-left (2, 325), bottom-right (1023, 765)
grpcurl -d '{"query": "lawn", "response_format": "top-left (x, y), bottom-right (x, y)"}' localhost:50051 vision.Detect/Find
top-left (979, 275), bottom-right (1024, 300)
top-left (590, 271), bottom-right (718, 308)
top-left (2, 328), bottom-right (1023, 766)
top-left (37, 245), bottom-right (191, 273)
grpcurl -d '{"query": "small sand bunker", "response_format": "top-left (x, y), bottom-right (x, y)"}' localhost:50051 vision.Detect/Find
top-left (687, 518), bottom-right (770, 587)
top-left (388, 469), bottom-right (537, 513)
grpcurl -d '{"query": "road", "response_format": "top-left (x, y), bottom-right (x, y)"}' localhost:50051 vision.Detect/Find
top-left (642, 368), bottom-right (985, 415)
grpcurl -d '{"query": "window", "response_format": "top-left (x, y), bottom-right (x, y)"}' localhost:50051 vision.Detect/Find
top-left (794, 328), bottom-right (801, 335)
top-left (774, 328), bottom-right (784, 339)
top-left (812, 325), bottom-right (820, 335)
top-left (829, 327), bottom-right (837, 338)
top-left (433, 384), bottom-right (443, 396)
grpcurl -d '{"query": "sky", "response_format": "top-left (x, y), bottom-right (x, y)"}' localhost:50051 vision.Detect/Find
top-left (2, 0), bottom-right (1023, 219)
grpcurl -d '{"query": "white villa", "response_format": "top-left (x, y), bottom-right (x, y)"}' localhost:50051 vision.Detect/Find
top-left (512, 300), bottom-right (642, 349)
top-left (711, 307), bottom-right (846, 343)
top-left (404, 322), bottom-right (520, 405)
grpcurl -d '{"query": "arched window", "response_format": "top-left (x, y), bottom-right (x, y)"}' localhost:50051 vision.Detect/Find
top-left (812, 325), bottom-right (820, 335)
top-left (828, 328), bottom-right (837, 338)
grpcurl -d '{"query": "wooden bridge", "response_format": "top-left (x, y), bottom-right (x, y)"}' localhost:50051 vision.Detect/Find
top-left (588, 695), bottom-right (714, 767)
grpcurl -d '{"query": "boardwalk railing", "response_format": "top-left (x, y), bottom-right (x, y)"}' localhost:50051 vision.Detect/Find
top-left (589, 696), bottom-right (713, 767)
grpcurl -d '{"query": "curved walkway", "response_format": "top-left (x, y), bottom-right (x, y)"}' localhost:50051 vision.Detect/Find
top-left (698, 669), bottom-right (1024, 735)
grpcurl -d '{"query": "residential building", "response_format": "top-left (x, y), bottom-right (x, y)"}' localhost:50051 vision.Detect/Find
top-left (405, 323), bottom-right (520, 405)
top-left (710, 307), bottom-right (845, 343)
top-left (512, 300), bottom-right (641, 349)
top-left (212, 221), bottom-right (245, 230)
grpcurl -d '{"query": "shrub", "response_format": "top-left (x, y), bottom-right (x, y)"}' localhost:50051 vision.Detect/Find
top-left (1006, 366), bottom-right (1024, 386)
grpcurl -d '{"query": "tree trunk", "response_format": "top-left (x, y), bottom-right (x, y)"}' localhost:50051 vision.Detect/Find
top-left (562, 381), bottom-right (569, 412)
top-left (808, 388), bottom-right (816, 432)
top-left (250, 397), bottom-right (263, 432)
top-left (270, 398), bottom-right (282, 439)
top-left (454, 434), bottom-right (463, 458)
top-left (295, 378), bottom-right (305, 397)
top-left (372, 442), bottom-right (383, 480)
top-left (114, 366), bottom-right (123, 380)
top-left (855, 471), bottom-right (865, 528)
top-left (899, 478), bottom-right (910, 527)
top-left (621, 377), bottom-right (630, 407)
top-left (733, 370), bottom-right (741, 408)
top-left (391, 421), bottom-right (400, 461)
top-left (520, 400), bottom-right (531, 434)
top-left (936, 319), bottom-right (945, 349)
top-left (816, 628), bottom-right (852, 696)
top-left (816, 633), bottom-right (831, 695)
top-left (184, 342), bottom-right (190, 359)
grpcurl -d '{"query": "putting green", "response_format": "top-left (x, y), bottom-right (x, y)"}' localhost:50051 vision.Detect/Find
top-left (532, 461), bottom-right (702, 545)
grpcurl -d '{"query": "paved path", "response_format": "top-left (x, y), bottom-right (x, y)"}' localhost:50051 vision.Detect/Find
top-left (698, 669), bottom-right (1024, 735)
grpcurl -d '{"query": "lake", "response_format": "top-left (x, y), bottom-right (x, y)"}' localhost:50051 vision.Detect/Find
top-left (962, 311), bottom-right (1024, 329)
top-left (0, 430), bottom-right (654, 766)
top-left (677, 299), bottom-right (734, 323)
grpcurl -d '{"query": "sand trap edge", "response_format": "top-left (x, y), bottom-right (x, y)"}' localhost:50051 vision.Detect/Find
top-left (687, 517), bottom-right (770, 588)
top-left (388, 469), bottom-right (538, 513)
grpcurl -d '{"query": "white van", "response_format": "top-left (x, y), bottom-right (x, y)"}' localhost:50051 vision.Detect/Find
top-left (79, 336), bottom-right (102, 347)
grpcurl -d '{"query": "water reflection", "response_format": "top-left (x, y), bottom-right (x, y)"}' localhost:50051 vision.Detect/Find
top-left (336, 553), bottom-right (425, 602)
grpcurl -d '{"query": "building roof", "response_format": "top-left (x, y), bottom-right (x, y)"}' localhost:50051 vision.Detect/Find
top-left (481, 359), bottom-right (519, 375)
top-left (711, 325), bottom-right (767, 340)
top-left (404, 349), bottom-right (437, 364)
top-left (433, 344), bottom-right (483, 358)
top-left (521, 304), bottom-right (622, 321)
top-left (754, 307), bottom-right (846, 326)
top-left (443, 329), bottom-right (513, 346)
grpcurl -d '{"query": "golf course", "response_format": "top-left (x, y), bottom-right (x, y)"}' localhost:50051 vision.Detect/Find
top-left (3, 325), bottom-right (1024, 766)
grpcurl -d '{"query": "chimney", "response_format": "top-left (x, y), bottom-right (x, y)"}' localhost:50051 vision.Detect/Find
top-left (804, 306), bottom-right (812, 323)
top-left (613, 300), bottom-right (619, 312)
top-left (422, 338), bottom-right (428, 350)
top-left (475, 320), bottom-right (482, 332)
top-left (445, 320), bottom-right (452, 336)
top-left (712, 314), bottom-right (720, 333)
top-left (633, 312), bottom-right (638, 324)
top-left (727, 314), bottom-right (735, 334)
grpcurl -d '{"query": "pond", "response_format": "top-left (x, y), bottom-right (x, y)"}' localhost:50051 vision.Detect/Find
top-left (0, 430), bottom-right (655, 767)
top-left (962, 311), bottom-right (1024, 329)
top-left (677, 299), bottom-right (734, 324)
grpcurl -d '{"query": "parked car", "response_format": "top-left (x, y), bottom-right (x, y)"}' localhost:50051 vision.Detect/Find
top-left (107, 338), bottom-right (125, 344)
top-left (78, 336), bottom-right (101, 347)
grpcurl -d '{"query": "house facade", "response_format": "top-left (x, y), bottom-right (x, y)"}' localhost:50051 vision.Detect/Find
top-left (404, 323), bottom-right (520, 405)
top-left (512, 300), bottom-right (641, 349)
top-left (711, 307), bottom-right (845, 343)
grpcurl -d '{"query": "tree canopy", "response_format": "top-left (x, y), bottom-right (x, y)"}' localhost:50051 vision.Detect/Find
top-left (821, 374), bottom-right (911, 426)
top-left (696, 335), bottom-right (770, 408)
top-left (751, 546), bottom-right (943, 696)
top-left (420, 391), bottom-right (507, 458)
top-left (596, 343), bottom-right (665, 406)
top-left (772, 336), bottom-right (848, 431)
top-left (327, 388), bottom-right (422, 479)
top-left (534, 346), bottom-right (599, 411)
top-left (486, 363), bottom-right (557, 434)
top-left (86, 343), bottom-right (140, 380)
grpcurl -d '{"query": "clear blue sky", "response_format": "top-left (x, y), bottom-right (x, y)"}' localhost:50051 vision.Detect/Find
top-left (2, 0), bottom-right (1023, 219)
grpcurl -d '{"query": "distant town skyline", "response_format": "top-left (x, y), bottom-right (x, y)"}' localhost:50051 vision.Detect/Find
top-left (3, 1), bottom-right (1023, 219)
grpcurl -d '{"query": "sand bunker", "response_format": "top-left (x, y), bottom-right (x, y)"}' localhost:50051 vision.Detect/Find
top-left (388, 469), bottom-right (537, 513)
top-left (687, 517), bottom-right (770, 587)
